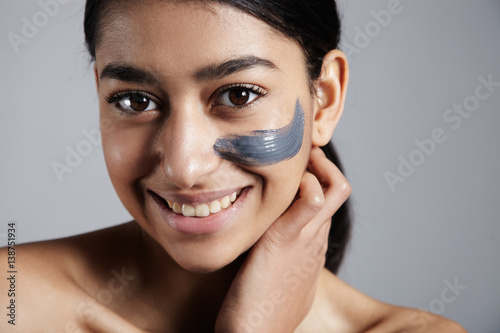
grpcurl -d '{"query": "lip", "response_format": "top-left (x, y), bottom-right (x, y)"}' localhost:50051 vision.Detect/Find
top-left (149, 187), bottom-right (250, 235)
top-left (152, 188), bottom-right (242, 206)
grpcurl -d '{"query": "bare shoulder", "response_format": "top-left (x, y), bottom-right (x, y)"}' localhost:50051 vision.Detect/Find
top-left (298, 269), bottom-right (467, 333)
top-left (365, 306), bottom-right (468, 333)
top-left (0, 221), bottom-right (141, 332)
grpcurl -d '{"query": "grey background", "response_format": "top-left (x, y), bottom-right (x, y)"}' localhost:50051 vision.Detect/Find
top-left (1, 0), bottom-right (499, 331)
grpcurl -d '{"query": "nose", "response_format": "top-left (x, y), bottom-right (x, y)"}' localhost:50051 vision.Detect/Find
top-left (158, 101), bottom-right (221, 189)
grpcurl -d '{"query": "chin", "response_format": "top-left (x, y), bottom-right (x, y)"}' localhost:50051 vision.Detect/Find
top-left (175, 252), bottom-right (239, 274)
top-left (168, 239), bottom-right (249, 275)
top-left (181, 263), bottom-right (226, 275)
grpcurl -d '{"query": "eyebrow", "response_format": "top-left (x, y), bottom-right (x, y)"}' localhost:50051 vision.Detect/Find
top-left (194, 56), bottom-right (278, 81)
top-left (100, 56), bottom-right (278, 85)
top-left (100, 64), bottom-right (161, 85)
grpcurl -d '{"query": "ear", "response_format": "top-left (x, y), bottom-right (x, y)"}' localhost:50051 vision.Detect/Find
top-left (311, 49), bottom-right (349, 147)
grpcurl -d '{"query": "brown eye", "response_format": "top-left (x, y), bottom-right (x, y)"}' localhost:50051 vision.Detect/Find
top-left (228, 88), bottom-right (250, 106)
top-left (128, 93), bottom-right (150, 111)
top-left (108, 92), bottom-right (158, 113)
top-left (120, 93), bottom-right (154, 112)
top-left (216, 84), bottom-right (267, 107)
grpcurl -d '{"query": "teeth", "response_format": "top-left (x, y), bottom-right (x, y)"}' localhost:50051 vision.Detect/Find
top-left (209, 201), bottom-right (221, 213)
top-left (220, 196), bottom-right (231, 209)
top-left (182, 204), bottom-right (195, 217)
top-left (166, 190), bottom-right (241, 217)
top-left (195, 204), bottom-right (210, 217)
top-left (172, 202), bottom-right (182, 214)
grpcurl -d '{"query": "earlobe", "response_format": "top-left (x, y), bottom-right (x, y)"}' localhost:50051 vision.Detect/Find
top-left (312, 50), bottom-right (349, 147)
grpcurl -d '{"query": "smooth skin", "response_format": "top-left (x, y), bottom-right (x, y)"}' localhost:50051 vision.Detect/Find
top-left (0, 1), bottom-right (466, 332)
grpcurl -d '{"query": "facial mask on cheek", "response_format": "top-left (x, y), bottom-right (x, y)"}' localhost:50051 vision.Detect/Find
top-left (213, 99), bottom-right (305, 166)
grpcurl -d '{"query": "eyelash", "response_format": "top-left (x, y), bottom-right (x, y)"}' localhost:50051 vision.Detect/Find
top-left (213, 83), bottom-right (268, 109)
top-left (104, 90), bottom-right (159, 114)
top-left (104, 83), bottom-right (268, 114)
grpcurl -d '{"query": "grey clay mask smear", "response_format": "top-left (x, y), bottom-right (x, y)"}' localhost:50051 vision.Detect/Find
top-left (213, 99), bottom-right (305, 166)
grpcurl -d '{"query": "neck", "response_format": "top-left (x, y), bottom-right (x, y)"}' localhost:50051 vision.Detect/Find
top-left (127, 223), bottom-right (244, 331)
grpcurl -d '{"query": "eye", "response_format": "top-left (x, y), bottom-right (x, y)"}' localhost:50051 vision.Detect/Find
top-left (105, 91), bottom-right (159, 113)
top-left (214, 84), bottom-right (267, 107)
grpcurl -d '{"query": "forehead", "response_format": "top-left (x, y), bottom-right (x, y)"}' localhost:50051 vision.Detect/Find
top-left (95, 1), bottom-right (303, 77)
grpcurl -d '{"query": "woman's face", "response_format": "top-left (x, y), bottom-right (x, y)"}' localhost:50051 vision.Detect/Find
top-left (95, 1), bottom-right (321, 272)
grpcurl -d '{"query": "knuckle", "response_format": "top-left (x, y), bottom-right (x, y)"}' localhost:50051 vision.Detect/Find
top-left (336, 179), bottom-right (352, 200)
top-left (301, 173), bottom-right (325, 210)
top-left (307, 192), bottom-right (324, 210)
top-left (260, 230), bottom-right (287, 253)
top-left (266, 222), bottom-right (298, 246)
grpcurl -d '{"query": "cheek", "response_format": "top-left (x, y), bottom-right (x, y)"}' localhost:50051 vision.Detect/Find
top-left (214, 100), bottom-right (306, 166)
top-left (249, 110), bottom-right (313, 230)
top-left (100, 116), bottom-right (156, 203)
top-left (260, 141), bottom-right (310, 201)
top-left (239, 149), bottom-right (309, 253)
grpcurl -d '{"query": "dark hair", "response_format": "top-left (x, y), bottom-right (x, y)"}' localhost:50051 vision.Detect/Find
top-left (84, 0), bottom-right (351, 273)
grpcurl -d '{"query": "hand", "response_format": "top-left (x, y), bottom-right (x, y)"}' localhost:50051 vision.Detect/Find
top-left (215, 146), bottom-right (351, 333)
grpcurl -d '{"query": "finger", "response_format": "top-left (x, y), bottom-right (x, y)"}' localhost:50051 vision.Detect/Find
top-left (267, 171), bottom-right (325, 242)
top-left (317, 220), bottom-right (331, 262)
top-left (304, 218), bottom-right (331, 260)
top-left (320, 218), bottom-right (332, 255)
top-left (305, 146), bottom-right (351, 230)
top-left (307, 146), bottom-right (338, 189)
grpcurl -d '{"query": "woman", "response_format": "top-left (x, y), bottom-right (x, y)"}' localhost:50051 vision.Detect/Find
top-left (1, 0), bottom-right (466, 332)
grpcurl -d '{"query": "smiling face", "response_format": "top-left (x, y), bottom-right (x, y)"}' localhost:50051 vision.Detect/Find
top-left (94, 0), bottom-right (328, 272)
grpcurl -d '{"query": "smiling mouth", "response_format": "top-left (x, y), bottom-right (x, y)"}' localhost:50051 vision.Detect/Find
top-left (156, 189), bottom-right (243, 218)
